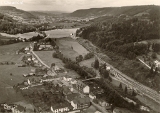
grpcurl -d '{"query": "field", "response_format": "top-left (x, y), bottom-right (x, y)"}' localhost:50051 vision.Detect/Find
top-left (136, 95), bottom-right (160, 113)
top-left (45, 28), bottom-right (77, 38)
top-left (0, 34), bottom-right (13, 40)
top-left (80, 57), bottom-right (95, 68)
top-left (49, 21), bottom-right (90, 29)
top-left (0, 28), bottom-right (78, 39)
top-left (0, 32), bottom-right (39, 39)
top-left (56, 38), bottom-right (89, 60)
top-left (0, 42), bottom-right (35, 111)
top-left (34, 51), bottom-right (80, 78)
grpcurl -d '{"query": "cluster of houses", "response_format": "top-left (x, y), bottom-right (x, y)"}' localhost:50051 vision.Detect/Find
top-left (0, 103), bottom-right (25, 113)
top-left (33, 41), bottom-right (54, 51)
top-left (18, 75), bottom-right (104, 113)
top-left (20, 54), bottom-right (39, 67)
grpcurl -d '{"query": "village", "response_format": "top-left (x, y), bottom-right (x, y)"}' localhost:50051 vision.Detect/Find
top-left (0, 29), bottom-right (154, 113)
top-left (0, 36), bottom-right (114, 113)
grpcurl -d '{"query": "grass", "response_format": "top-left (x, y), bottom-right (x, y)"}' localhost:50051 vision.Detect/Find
top-left (0, 42), bottom-right (32, 103)
top-left (45, 28), bottom-right (77, 38)
top-left (0, 65), bottom-right (32, 103)
top-left (0, 28), bottom-right (78, 39)
top-left (0, 42), bottom-right (30, 55)
top-left (56, 38), bottom-right (89, 61)
top-left (80, 57), bottom-right (95, 68)
top-left (34, 51), bottom-right (80, 78)
top-left (136, 95), bottom-right (160, 113)
top-left (0, 32), bottom-right (39, 39)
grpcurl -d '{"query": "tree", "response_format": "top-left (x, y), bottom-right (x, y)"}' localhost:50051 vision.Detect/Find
top-left (103, 70), bottom-right (109, 78)
top-left (152, 52), bottom-right (157, 59)
top-left (94, 58), bottom-right (99, 69)
top-left (132, 90), bottom-right (137, 96)
top-left (76, 55), bottom-right (83, 62)
top-left (51, 63), bottom-right (55, 67)
top-left (119, 83), bottom-right (122, 89)
top-left (154, 67), bottom-right (158, 75)
top-left (150, 65), bottom-right (154, 75)
top-left (124, 86), bottom-right (128, 94)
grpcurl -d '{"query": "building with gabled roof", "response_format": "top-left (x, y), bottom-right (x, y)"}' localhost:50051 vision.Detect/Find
top-left (72, 80), bottom-right (90, 94)
top-left (50, 101), bottom-right (73, 113)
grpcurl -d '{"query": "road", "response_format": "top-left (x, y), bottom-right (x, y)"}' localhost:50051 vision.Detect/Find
top-left (77, 39), bottom-right (160, 105)
top-left (30, 44), bottom-right (56, 76)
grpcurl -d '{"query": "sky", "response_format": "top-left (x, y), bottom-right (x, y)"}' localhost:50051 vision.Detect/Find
top-left (0, 0), bottom-right (159, 12)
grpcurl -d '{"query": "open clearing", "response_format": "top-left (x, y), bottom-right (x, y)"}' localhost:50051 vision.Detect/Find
top-left (0, 32), bottom-right (39, 39)
top-left (0, 42), bottom-right (31, 103)
top-left (0, 65), bottom-right (31, 103)
top-left (0, 28), bottom-right (78, 39)
top-left (56, 38), bottom-right (89, 60)
top-left (45, 28), bottom-right (77, 38)
top-left (0, 42), bottom-right (30, 55)
top-left (80, 57), bottom-right (95, 68)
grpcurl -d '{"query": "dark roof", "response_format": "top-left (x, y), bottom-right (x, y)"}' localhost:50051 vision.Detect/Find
top-left (66, 93), bottom-right (80, 102)
top-left (63, 86), bottom-right (72, 95)
top-left (73, 96), bottom-right (90, 104)
top-left (16, 105), bottom-right (25, 112)
top-left (51, 101), bottom-right (72, 110)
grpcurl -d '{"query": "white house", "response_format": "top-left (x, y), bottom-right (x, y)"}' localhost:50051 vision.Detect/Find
top-left (154, 60), bottom-right (160, 67)
top-left (89, 93), bottom-right (96, 100)
top-left (83, 85), bottom-right (90, 94)
top-left (51, 106), bottom-right (70, 113)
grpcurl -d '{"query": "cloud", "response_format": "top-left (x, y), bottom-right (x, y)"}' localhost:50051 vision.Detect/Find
top-left (0, 0), bottom-right (159, 11)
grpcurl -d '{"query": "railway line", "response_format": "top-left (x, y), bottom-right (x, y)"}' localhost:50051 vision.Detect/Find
top-left (77, 39), bottom-right (160, 104)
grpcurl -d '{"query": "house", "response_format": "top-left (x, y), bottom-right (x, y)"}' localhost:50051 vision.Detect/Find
top-left (63, 86), bottom-right (72, 95)
top-left (71, 96), bottom-right (90, 110)
top-left (25, 47), bottom-right (29, 51)
top-left (154, 60), bottom-right (160, 67)
top-left (89, 92), bottom-right (96, 100)
top-left (72, 80), bottom-right (90, 94)
top-left (63, 77), bottom-right (72, 82)
top-left (0, 104), bottom-right (25, 113)
top-left (34, 68), bottom-right (46, 76)
top-left (50, 101), bottom-right (73, 113)
top-left (66, 93), bottom-right (80, 103)
top-left (140, 106), bottom-right (150, 112)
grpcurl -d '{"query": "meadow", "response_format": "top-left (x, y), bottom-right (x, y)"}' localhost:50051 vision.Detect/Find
top-left (0, 28), bottom-right (78, 39)
top-left (56, 38), bottom-right (89, 60)
top-left (0, 42), bottom-right (32, 104)
top-left (45, 28), bottom-right (77, 38)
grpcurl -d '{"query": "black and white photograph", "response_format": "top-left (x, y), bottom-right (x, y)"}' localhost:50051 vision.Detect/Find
top-left (0, 0), bottom-right (159, 113)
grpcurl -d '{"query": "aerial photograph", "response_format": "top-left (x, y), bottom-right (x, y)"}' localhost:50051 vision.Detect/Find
top-left (0, 0), bottom-right (159, 113)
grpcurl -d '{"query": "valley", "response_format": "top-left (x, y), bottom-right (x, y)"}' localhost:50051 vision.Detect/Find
top-left (0, 4), bottom-right (159, 113)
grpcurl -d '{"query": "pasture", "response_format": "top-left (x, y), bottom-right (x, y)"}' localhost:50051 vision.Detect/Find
top-left (0, 28), bottom-right (78, 39)
top-left (45, 28), bottom-right (77, 38)
top-left (56, 38), bottom-right (89, 60)
top-left (0, 42), bottom-right (32, 104)
top-left (0, 32), bottom-right (39, 39)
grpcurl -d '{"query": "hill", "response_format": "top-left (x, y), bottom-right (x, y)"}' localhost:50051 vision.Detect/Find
top-left (29, 11), bottom-right (69, 18)
top-left (69, 5), bottom-right (160, 17)
top-left (0, 6), bottom-right (36, 20)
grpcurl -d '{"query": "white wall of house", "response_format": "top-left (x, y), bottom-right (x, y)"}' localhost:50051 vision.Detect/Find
top-left (71, 101), bottom-right (77, 110)
top-left (89, 94), bottom-right (96, 100)
top-left (83, 86), bottom-right (90, 94)
top-left (51, 106), bottom-right (69, 113)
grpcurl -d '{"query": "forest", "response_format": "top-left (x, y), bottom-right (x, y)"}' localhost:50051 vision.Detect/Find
top-left (76, 15), bottom-right (160, 59)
